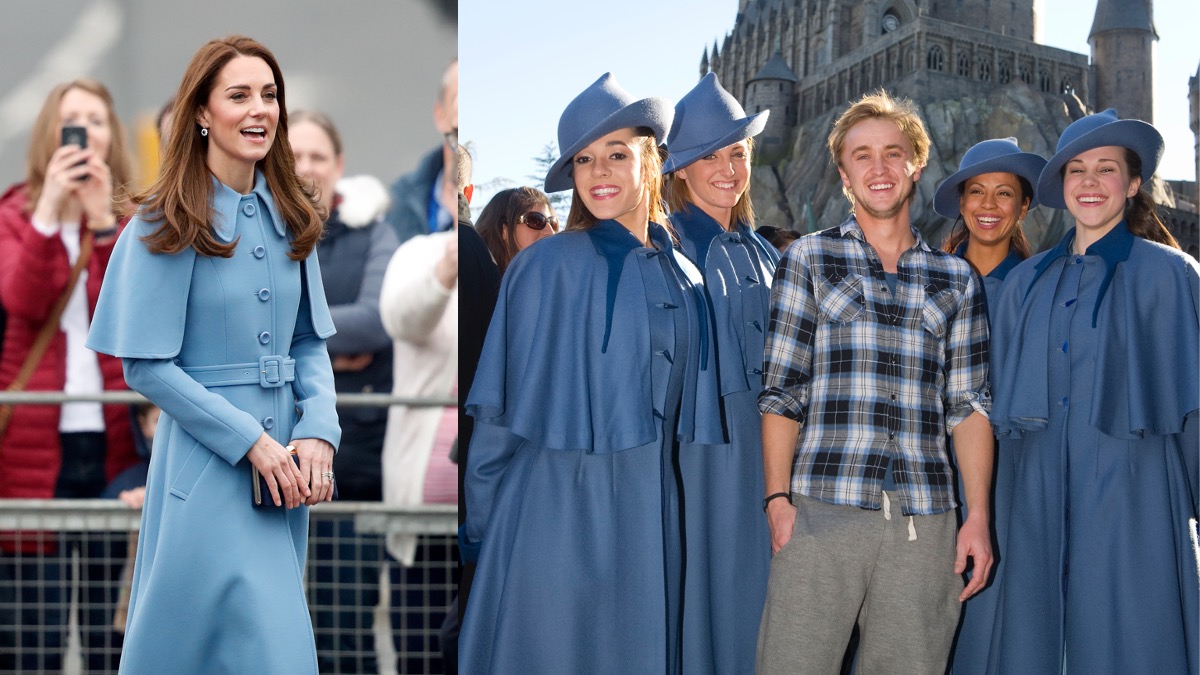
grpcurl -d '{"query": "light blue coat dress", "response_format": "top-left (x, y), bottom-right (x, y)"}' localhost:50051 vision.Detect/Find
top-left (87, 172), bottom-right (339, 674)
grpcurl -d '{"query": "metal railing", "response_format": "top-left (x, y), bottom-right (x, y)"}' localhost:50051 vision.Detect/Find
top-left (0, 390), bottom-right (459, 674)
top-left (0, 501), bottom-right (458, 675)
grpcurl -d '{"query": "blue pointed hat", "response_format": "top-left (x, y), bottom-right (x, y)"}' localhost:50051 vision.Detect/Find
top-left (1036, 108), bottom-right (1164, 210)
top-left (661, 73), bottom-right (769, 174)
top-left (543, 73), bottom-right (673, 194)
top-left (933, 137), bottom-right (1047, 218)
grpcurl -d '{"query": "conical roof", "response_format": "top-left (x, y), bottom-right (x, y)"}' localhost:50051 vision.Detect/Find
top-left (1089, 0), bottom-right (1158, 40)
top-left (748, 50), bottom-right (799, 84)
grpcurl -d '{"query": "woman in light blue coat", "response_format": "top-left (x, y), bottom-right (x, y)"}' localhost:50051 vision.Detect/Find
top-left (87, 36), bottom-right (339, 674)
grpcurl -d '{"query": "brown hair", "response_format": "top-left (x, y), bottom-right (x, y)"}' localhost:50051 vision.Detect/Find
top-left (24, 79), bottom-right (134, 214)
top-left (475, 186), bottom-right (552, 275)
top-left (1121, 148), bottom-right (1179, 249)
top-left (136, 35), bottom-right (322, 260)
top-left (289, 109), bottom-right (343, 157)
top-left (566, 128), bottom-right (666, 230)
top-left (941, 175), bottom-right (1034, 259)
top-left (663, 137), bottom-right (756, 229)
top-left (827, 90), bottom-right (930, 208)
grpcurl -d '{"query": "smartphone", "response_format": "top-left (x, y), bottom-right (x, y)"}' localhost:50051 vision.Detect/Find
top-left (61, 125), bottom-right (87, 150)
top-left (60, 125), bottom-right (88, 180)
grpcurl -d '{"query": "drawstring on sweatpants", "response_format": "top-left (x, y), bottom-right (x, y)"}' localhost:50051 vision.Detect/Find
top-left (881, 492), bottom-right (917, 541)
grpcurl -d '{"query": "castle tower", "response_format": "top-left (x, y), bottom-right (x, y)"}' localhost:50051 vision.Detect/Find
top-left (1088, 0), bottom-right (1157, 122)
top-left (745, 49), bottom-right (799, 157)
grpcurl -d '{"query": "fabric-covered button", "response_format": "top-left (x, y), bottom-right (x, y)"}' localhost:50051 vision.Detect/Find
top-left (243, 203), bottom-right (256, 216)
top-left (252, 245), bottom-right (266, 259)
top-left (258, 331), bottom-right (271, 344)
top-left (263, 416), bottom-right (274, 430)
top-left (257, 288), bottom-right (271, 301)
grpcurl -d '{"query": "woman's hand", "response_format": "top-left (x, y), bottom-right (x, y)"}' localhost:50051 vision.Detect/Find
top-left (245, 432), bottom-right (310, 508)
top-left (290, 437), bottom-right (336, 505)
top-left (31, 145), bottom-right (95, 225)
top-left (76, 151), bottom-right (116, 228)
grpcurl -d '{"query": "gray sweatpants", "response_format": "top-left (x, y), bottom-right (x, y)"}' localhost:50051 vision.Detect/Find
top-left (756, 492), bottom-right (962, 675)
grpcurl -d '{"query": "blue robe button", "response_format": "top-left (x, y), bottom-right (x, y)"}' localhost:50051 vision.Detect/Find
top-left (258, 331), bottom-right (271, 344)
top-left (263, 416), bottom-right (274, 430)
top-left (243, 203), bottom-right (256, 216)
top-left (257, 288), bottom-right (271, 301)
top-left (253, 245), bottom-right (266, 259)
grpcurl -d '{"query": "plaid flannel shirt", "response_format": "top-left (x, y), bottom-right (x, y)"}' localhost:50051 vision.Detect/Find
top-left (758, 217), bottom-right (990, 515)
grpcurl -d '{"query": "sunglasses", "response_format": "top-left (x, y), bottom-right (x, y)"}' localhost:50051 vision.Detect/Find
top-left (517, 212), bottom-right (558, 231)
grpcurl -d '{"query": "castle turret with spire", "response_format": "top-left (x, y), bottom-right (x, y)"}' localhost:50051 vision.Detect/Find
top-left (1089, 0), bottom-right (1157, 123)
top-left (698, 0), bottom-right (1196, 255)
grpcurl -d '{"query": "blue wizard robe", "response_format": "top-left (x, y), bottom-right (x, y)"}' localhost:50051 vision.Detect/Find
top-left (87, 172), bottom-right (340, 674)
top-left (972, 222), bottom-right (1199, 674)
top-left (670, 203), bottom-right (778, 674)
top-left (460, 219), bottom-right (725, 674)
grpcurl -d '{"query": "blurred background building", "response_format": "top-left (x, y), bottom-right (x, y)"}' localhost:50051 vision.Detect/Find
top-left (0, 0), bottom-right (456, 192)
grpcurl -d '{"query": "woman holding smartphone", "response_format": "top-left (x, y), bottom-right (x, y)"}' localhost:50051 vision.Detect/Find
top-left (460, 73), bottom-right (724, 673)
top-left (0, 78), bottom-right (138, 672)
top-left (87, 36), bottom-right (339, 673)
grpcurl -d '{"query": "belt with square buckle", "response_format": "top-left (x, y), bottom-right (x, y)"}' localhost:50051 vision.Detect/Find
top-left (181, 355), bottom-right (296, 388)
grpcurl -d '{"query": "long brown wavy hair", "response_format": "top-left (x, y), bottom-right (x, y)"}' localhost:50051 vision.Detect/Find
top-left (24, 79), bottom-right (134, 214)
top-left (566, 128), bottom-right (666, 230)
top-left (135, 35), bottom-right (321, 260)
top-left (1121, 148), bottom-right (1179, 249)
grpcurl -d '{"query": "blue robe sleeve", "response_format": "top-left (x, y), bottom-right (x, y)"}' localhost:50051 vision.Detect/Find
top-left (289, 258), bottom-right (341, 448)
top-left (465, 234), bottom-right (657, 453)
top-left (993, 241), bottom-right (1200, 439)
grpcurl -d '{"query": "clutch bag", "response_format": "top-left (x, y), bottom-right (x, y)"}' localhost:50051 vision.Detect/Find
top-left (252, 452), bottom-right (301, 507)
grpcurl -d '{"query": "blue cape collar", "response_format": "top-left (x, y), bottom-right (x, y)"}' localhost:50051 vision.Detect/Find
top-left (1029, 220), bottom-right (1133, 327)
top-left (210, 170), bottom-right (287, 243)
top-left (953, 240), bottom-right (1025, 281)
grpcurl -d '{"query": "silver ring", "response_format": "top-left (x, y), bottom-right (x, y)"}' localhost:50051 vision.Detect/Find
top-left (321, 471), bottom-right (335, 480)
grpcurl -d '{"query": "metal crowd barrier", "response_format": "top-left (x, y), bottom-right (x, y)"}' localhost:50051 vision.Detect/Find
top-left (0, 501), bottom-right (458, 675)
top-left (0, 390), bottom-right (459, 674)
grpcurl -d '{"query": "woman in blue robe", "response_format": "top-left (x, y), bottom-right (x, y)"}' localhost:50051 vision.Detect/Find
top-left (460, 73), bottom-right (724, 674)
top-left (660, 72), bottom-right (777, 674)
top-left (982, 110), bottom-right (1199, 674)
top-left (87, 36), bottom-right (339, 674)
top-left (930, 138), bottom-right (1045, 675)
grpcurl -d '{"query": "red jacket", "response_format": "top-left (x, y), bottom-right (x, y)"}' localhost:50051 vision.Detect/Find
top-left (0, 183), bottom-right (137, 509)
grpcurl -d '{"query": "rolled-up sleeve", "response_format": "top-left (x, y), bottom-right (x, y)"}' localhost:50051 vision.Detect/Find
top-left (944, 270), bottom-right (991, 432)
top-left (759, 248), bottom-right (816, 424)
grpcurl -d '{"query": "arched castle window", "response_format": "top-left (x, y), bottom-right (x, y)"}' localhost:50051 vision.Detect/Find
top-left (977, 58), bottom-right (991, 82)
top-left (1060, 76), bottom-right (1074, 95)
top-left (1039, 69), bottom-right (1052, 93)
top-left (957, 53), bottom-right (971, 77)
top-left (906, 48), bottom-right (917, 72)
top-left (927, 45), bottom-right (945, 72)
top-left (998, 61), bottom-right (1011, 84)
top-left (1019, 64), bottom-right (1032, 84)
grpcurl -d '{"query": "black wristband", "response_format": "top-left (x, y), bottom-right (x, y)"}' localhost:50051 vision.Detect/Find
top-left (92, 227), bottom-right (118, 239)
top-left (762, 491), bottom-right (792, 512)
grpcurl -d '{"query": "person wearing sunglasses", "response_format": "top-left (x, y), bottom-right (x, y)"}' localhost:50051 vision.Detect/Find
top-left (474, 186), bottom-right (556, 275)
top-left (461, 73), bottom-right (725, 673)
top-left (661, 72), bottom-right (778, 674)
